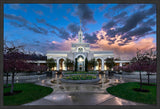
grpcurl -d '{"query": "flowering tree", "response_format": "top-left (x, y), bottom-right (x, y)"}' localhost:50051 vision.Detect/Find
top-left (130, 48), bottom-right (156, 90)
top-left (3, 42), bottom-right (33, 94)
top-left (4, 48), bottom-right (27, 94)
top-left (37, 64), bottom-right (48, 73)
top-left (29, 64), bottom-right (47, 73)
top-left (4, 58), bottom-right (12, 87)
top-left (142, 48), bottom-right (156, 85)
top-left (121, 64), bottom-right (133, 73)
top-left (113, 65), bottom-right (121, 73)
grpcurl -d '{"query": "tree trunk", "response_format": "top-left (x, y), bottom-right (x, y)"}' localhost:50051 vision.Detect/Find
top-left (139, 71), bottom-right (142, 90)
top-left (6, 72), bottom-right (9, 87)
top-left (10, 72), bottom-right (15, 94)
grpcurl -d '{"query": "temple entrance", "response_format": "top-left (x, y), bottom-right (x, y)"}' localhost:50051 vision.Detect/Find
top-left (79, 65), bottom-right (82, 71)
top-left (59, 58), bottom-right (65, 71)
top-left (97, 59), bottom-right (102, 71)
top-left (77, 55), bottom-right (85, 71)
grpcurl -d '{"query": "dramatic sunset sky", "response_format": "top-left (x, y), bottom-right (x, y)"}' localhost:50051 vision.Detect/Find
top-left (4, 4), bottom-right (156, 60)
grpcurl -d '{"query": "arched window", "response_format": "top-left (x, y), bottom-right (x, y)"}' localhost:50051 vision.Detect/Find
top-left (78, 47), bottom-right (83, 52)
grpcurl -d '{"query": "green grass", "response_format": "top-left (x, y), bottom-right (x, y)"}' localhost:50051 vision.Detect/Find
top-left (64, 71), bottom-right (97, 75)
top-left (4, 83), bottom-right (53, 105)
top-left (107, 82), bottom-right (156, 105)
top-left (63, 75), bottom-right (97, 80)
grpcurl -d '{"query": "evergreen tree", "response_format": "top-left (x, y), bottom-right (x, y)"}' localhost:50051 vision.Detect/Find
top-left (46, 58), bottom-right (56, 71)
top-left (88, 58), bottom-right (97, 70)
top-left (75, 58), bottom-right (77, 71)
top-left (105, 58), bottom-right (115, 71)
top-left (64, 58), bottom-right (74, 70)
top-left (85, 57), bottom-right (88, 72)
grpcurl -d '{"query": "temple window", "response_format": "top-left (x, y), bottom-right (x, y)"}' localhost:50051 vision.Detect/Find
top-left (78, 48), bottom-right (83, 52)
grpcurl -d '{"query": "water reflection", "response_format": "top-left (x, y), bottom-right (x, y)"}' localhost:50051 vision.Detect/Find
top-left (53, 74), bottom-right (62, 80)
top-left (52, 73), bottom-right (108, 81)
top-left (99, 74), bottom-right (102, 79)
top-left (7, 72), bottom-right (114, 85)
top-left (41, 80), bottom-right (45, 84)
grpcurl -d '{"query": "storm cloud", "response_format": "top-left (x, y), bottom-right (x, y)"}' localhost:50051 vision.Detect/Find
top-left (101, 5), bottom-right (156, 46)
top-left (117, 11), bottom-right (146, 34)
top-left (67, 23), bottom-right (80, 38)
top-left (4, 13), bottom-right (29, 24)
top-left (122, 26), bottom-right (152, 40)
top-left (5, 14), bottom-right (48, 35)
top-left (102, 20), bottom-right (116, 31)
top-left (73, 4), bottom-right (96, 25)
top-left (111, 4), bottom-right (131, 10)
top-left (84, 32), bottom-right (98, 44)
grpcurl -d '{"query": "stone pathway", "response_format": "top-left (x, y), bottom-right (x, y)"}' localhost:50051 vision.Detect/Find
top-left (23, 78), bottom-right (146, 105)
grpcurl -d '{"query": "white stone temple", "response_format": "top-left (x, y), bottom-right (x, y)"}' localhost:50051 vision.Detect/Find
top-left (46, 21), bottom-right (120, 71)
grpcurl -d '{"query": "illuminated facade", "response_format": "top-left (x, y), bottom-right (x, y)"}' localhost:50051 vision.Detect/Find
top-left (46, 23), bottom-right (116, 71)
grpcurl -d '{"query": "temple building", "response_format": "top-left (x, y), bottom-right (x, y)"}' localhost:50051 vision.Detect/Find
top-left (46, 22), bottom-right (129, 71)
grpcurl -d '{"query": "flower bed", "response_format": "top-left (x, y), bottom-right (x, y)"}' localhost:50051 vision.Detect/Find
top-left (63, 71), bottom-right (98, 75)
top-left (60, 75), bottom-right (100, 84)
top-left (63, 75), bottom-right (97, 80)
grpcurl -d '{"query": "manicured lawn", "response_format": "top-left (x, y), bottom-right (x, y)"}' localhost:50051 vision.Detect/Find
top-left (4, 83), bottom-right (53, 105)
top-left (107, 82), bottom-right (156, 105)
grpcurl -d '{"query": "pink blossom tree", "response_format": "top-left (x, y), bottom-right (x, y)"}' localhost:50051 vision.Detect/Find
top-left (143, 48), bottom-right (156, 85)
top-left (30, 64), bottom-right (47, 74)
top-left (130, 48), bottom-right (156, 90)
top-left (37, 64), bottom-right (48, 73)
top-left (4, 58), bottom-right (12, 87)
top-left (113, 65), bottom-right (121, 73)
top-left (4, 44), bottom-right (29, 94)
top-left (121, 64), bottom-right (134, 73)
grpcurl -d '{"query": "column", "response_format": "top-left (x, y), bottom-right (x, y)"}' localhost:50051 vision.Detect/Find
top-left (57, 59), bottom-right (59, 71)
top-left (37, 63), bottom-right (40, 73)
top-left (94, 60), bottom-right (97, 70)
top-left (62, 61), bottom-right (64, 70)
top-left (119, 63), bottom-right (122, 67)
top-left (120, 62), bottom-right (122, 72)
top-left (101, 59), bottom-right (104, 71)
top-left (63, 61), bottom-right (67, 71)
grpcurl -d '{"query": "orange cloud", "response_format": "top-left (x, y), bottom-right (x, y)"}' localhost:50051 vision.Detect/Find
top-left (51, 30), bottom-right (156, 60)
top-left (90, 30), bottom-right (156, 60)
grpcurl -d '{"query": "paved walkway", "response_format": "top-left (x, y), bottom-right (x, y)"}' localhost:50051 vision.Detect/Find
top-left (23, 78), bottom-right (146, 105)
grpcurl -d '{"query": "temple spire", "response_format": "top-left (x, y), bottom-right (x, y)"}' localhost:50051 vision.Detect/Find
top-left (78, 19), bottom-right (83, 43)
top-left (80, 19), bottom-right (81, 31)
